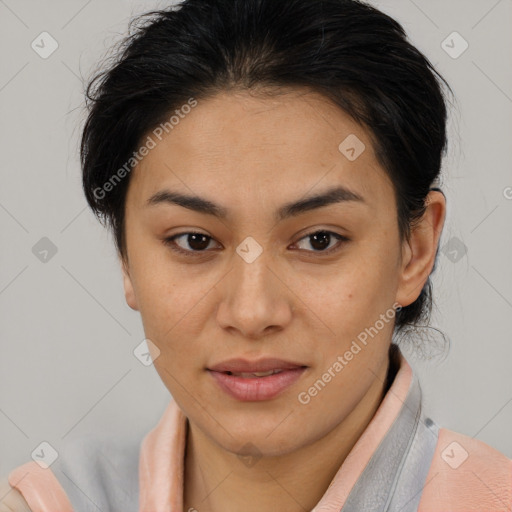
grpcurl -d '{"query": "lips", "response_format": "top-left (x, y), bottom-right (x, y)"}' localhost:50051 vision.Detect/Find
top-left (206, 357), bottom-right (309, 401)
top-left (207, 357), bottom-right (308, 374)
top-left (225, 369), bottom-right (284, 378)
top-left (208, 367), bottom-right (307, 401)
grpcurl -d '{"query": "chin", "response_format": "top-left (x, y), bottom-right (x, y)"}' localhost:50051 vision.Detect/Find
top-left (214, 422), bottom-right (307, 458)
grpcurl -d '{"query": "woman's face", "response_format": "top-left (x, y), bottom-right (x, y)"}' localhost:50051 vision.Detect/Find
top-left (121, 88), bottom-right (424, 457)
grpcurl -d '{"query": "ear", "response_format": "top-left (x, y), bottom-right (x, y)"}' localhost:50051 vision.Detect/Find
top-left (120, 257), bottom-right (139, 311)
top-left (395, 190), bottom-right (446, 307)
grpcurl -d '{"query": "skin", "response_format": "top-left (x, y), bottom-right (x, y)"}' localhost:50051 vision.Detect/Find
top-left (121, 88), bottom-right (446, 512)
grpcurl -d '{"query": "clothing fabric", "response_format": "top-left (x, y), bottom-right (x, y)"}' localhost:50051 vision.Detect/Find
top-left (7, 344), bottom-right (512, 511)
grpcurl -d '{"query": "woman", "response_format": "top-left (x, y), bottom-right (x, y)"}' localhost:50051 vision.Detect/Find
top-left (2, 0), bottom-right (510, 510)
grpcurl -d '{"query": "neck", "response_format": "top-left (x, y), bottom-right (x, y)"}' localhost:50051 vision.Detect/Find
top-left (183, 352), bottom-right (394, 512)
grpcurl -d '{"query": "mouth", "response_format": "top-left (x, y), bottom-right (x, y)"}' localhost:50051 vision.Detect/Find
top-left (207, 357), bottom-right (308, 373)
top-left (222, 368), bottom-right (296, 378)
top-left (207, 365), bottom-right (308, 401)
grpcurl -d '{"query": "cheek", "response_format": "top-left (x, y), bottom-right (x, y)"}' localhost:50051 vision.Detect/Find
top-left (130, 260), bottom-right (216, 359)
top-left (295, 250), bottom-right (397, 346)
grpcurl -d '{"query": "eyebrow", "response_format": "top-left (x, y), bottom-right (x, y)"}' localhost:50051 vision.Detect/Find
top-left (145, 185), bottom-right (366, 222)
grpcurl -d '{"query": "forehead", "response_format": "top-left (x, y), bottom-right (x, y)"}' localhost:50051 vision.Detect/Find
top-left (125, 88), bottom-right (393, 212)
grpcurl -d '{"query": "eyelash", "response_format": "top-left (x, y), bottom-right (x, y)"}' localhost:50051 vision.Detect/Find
top-left (162, 230), bottom-right (350, 258)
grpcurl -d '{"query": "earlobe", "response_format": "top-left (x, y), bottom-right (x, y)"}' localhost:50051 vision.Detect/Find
top-left (395, 190), bottom-right (446, 308)
top-left (121, 259), bottom-right (139, 311)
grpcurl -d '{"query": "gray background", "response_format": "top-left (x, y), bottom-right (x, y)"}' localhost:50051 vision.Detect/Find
top-left (1, 0), bottom-right (511, 476)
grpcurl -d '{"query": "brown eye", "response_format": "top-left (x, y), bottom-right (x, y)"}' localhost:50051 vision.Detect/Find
top-left (163, 232), bottom-right (218, 255)
top-left (293, 230), bottom-right (349, 254)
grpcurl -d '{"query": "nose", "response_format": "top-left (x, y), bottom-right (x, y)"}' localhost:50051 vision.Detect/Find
top-left (214, 247), bottom-right (294, 339)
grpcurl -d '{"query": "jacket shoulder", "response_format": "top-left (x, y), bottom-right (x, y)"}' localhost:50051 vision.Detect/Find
top-left (6, 432), bottom-right (141, 512)
top-left (7, 460), bottom-right (74, 512)
top-left (418, 427), bottom-right (512, 511)
top-left (51, 432), bottom-right (141, 510)
top-left (0, 476), bottom-right (32, 512)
